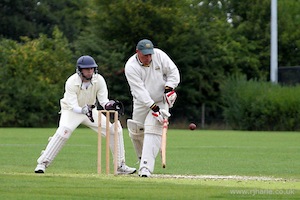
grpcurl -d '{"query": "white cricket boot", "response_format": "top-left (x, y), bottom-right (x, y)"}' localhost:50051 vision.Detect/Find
top-left (34, 163), bottom-right (46, 173)
top-left (138, 167), bottom-right (151, 177)
top-left (117, 163), bottom-right (136, 175)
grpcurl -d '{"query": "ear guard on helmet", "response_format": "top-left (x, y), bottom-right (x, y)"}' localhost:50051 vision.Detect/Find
top-left (76, 55), bottom-right (98, 75)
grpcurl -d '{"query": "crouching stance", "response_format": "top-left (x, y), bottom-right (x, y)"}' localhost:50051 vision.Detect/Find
top-left (127, 106), bottom-right (170, 177)
top-left (35, 55), bottom-right (136, 174)
top-left (124, 39), bottom-right (180, 177)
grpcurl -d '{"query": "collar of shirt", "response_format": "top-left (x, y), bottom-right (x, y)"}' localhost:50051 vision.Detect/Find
top-left (74, 74), bottom-right (98, 86)
top-left (135, 54), bottom-right (150, 67)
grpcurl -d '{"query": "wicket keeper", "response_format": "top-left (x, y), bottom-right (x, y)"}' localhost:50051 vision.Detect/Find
top-left (34, 55), bottom-right (136, 174)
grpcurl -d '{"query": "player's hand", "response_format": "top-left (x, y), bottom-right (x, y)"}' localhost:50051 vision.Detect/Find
top-left (105, 100), bottom-right (124, 115)
top-left (152, 109), bottom-right (171, 124)
top-left (82, 104), bottom-right (95, 122)
top-left (151, 103), bottom-right (171, 124)
top-left (165, 90), bottom-right (177, 108)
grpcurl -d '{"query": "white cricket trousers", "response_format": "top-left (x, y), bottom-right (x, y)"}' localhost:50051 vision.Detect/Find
top-left (132, 101), bottom-right (168, 173)
top-left (37, 109), bottom-right (126, 167)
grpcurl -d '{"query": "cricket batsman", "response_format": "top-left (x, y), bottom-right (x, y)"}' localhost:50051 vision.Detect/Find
top-left (124, 39), bottom-right (180, 177)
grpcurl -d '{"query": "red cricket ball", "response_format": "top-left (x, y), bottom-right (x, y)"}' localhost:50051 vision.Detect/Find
top-left (189, 123), bottom-right (197, 130)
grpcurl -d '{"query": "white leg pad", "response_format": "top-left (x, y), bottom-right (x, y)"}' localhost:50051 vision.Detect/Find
top-left (131, 136), bottom-right (144, 161)
top-left (127, 119), bottom-right (144, 160)
top-left (144, 124), bottom-right (163, 135)
top-left (109, 121), bottom-right (125, 167)
top-left (37, 126), bottom-right (72, 167)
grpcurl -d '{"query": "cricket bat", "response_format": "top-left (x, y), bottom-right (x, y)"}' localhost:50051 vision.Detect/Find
top-left (161, 118), bottom-right (168, 168)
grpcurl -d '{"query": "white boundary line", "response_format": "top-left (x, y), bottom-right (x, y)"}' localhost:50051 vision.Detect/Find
top-left (152, 174), bottom-right (286, 181)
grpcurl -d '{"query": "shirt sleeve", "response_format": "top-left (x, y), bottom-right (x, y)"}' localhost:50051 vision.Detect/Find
top-left (160, 51), bottom-right (180, 89)
top-left (125, 64), bottom-right (155, 108)
top-left (63, 78), bottom-right (81, 110)
top-left (96, 75), bottom-right (110, 108)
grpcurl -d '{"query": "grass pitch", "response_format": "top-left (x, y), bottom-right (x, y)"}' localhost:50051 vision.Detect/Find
top-left (0, 128), bottom-right (299, 199)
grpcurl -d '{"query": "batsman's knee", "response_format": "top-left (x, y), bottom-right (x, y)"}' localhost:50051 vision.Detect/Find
top-left (127, 119), bottom-right (144, 138)
top-left (144, 125), bottom-right (163, 136)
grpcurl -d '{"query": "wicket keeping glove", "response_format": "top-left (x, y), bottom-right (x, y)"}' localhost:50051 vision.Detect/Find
top-left (105, 100), bottom-right (124, 115)
top-left (82, 104), bottom-right (95, 122)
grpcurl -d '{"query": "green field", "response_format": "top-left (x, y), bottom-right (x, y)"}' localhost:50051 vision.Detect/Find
top-left (0, 128), bottom-right (299, 199)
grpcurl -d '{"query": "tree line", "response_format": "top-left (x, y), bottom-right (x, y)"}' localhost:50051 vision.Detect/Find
top-left (1, 0), bottom-right (300, 128)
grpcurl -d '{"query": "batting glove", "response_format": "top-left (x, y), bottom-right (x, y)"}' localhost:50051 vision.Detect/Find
top-left (165, 90), bottom-right (177, 108)
top-left (150, 104), bottom-right (171, 124)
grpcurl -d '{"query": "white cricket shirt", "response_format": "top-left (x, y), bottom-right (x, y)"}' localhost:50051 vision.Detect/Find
top-left (125, 48), bottom-right (180, 107)
top-left (60, 73), bottom-right (109, 111)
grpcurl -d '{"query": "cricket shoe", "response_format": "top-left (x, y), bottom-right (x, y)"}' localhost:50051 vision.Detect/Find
top-left (138, 167), bottom-right (151, 177)
top-left (34, 164), bottom-right (46, 173)
top-left (117, 164), bottom-right (136, 175)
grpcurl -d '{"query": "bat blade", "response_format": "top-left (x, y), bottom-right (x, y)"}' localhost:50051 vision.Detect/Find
top-left (161, 119), bottom-right (168, 168)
